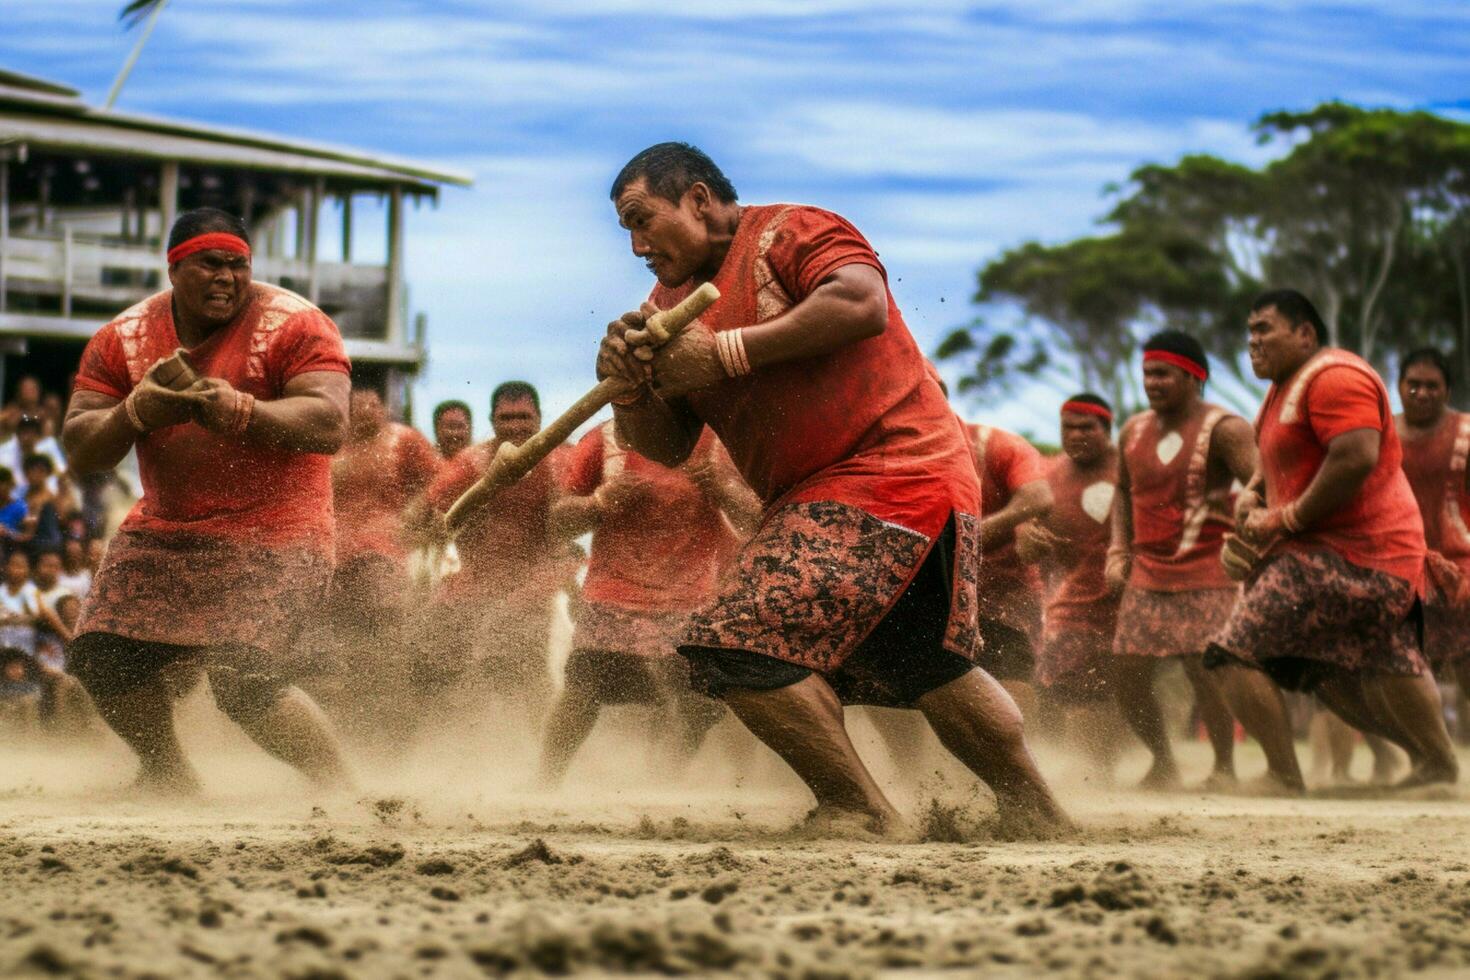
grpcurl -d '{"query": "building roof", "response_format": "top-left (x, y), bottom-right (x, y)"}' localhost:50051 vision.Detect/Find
top-left (0, 66), bottom-right (471, 193)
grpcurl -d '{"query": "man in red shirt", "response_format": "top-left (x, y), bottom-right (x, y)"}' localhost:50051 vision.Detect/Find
top-left (319, 386), bottom-right (440, 738)
top-left (420, 381), bottom-right (572, 729)
top-left (1396, 347), bottom-right (1470, 694)
top-left (432, 400), bottom-right (473, 462)
top-left (1208, 289), bottom-right (1459, 790)
top-left (1019, 396), bottom-right (1121, 752)
top-left (1107, 331), bottom-right (1258, 790)
top-left (597, 142), bottom-right (1065, 836)
top-left (538, 422), bottom-right (759, 785)
top-left (966, 422), bottom-right (1051, 696)
top-left (62, 207), bottom-right (353, 794)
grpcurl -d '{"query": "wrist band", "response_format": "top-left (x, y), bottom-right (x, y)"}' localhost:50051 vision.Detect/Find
top-left (124, 390), bottom-right (148, 433)
top-left (610, 386), bottom-right (648, 407)
top-left (230, 391), bottom-right (255, 436)
top-left (1281, 502), bottom-right (1305, 534)
top-left (716, 328), bottom-right (752, 378)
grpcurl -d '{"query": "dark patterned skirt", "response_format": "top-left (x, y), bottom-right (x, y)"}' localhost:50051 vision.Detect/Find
top-left (1114, 586), bottom-right (1238, 659)
top-left (1423, 582), bottom-right (1470, 671)
top-left (572, 601), bottom-right (689, 660)
top-left (1038, 627), bottom-right (1113, 700)
top-left (1205, 549), bottom-right (1426, 692)
top-left (681, 500), bottom-right (981, 673)
top-left (78, 528), bottom-right (331, 657)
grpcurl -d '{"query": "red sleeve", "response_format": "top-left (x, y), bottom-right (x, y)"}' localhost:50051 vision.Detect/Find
top-left (427, 449), bottom-right (482, 514)
top-left (564, 429), bottom-right (605, 497)
top-left (992, 430), bottom-right (1046, 494)
top-left (1306, 366), bottom-right (1389, 443)
top-left (763, 207), bottom-right (887, 301)
top-left (273, 309), bottom-right (351, 384)
top-left (397, 427), bottom-right (441, 497)
top-left (72, 326), bottom-right (131, 401)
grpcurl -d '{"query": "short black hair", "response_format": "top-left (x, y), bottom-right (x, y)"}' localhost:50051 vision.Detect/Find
top-left (167, 207), bottom-right (250, 254)
top-left (1064, 392), bottom-right (1113, 430)
top-left (1401, 346), bottom-right (1453, 388)
top-left (432, 400), bottom-right (473, 427)
top-left (1251, 289), bottom-right (1326, 344)
top-left (611, 142), bottom-right (738, 206)
top-left (1142, 329), bottom-right (1209, 379)
top-left (22, 453), bottom-right (53, 475)
top-left (491, 381), bottom-right (540, 415)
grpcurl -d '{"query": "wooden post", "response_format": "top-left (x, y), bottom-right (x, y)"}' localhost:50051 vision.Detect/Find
top-left (159, 160), bottom-right (179, 250)
top-left (306, 176), bottom-right (322, 304)
top-left (121, 187), bottom-right (134, 241)
top-left (386, 184), bottom-right (404, 345)
top-left (293, 188), bottom-right (307, 260)
top-left (341, 192), bottom-right (353, 263)
top-left (61, 225), bottom-right (73, 318)
top-left (37, 167), bottom-right (50, 233)
top-left (0, 158), bottom-right (8, 316)
top-left (239, 179), bottom-right (256, 232)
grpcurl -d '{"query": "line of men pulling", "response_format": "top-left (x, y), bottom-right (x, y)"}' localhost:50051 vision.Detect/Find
top-left (53, 141), bottom-right (1461, 840)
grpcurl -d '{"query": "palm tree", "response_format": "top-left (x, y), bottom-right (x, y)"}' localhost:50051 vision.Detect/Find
top-left (105, 0), bottom-right (170, 110)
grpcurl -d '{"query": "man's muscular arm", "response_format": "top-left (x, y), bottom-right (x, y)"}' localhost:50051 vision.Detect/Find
top-left (736, 263), bottom-right (888, 368)
top-left (549, 494), bottom-right (601, 539)
top-left (191, 370), bottom-right (349, 454)
top-left (1242, 428), bottom-right (1379, 542)
top-left (979, 479), bottom-right (1053, 551)
top-left (1105, 426), bottom-right (1134, 590)
top-left (63, 391), bottom-right (141, 475)
top-left (1211, 416), bottom-right (1260, 486)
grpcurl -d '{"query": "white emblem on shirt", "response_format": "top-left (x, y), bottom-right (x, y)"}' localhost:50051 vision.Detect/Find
top-left (1081, 481), bottom-right (1115, 523)
top-left (1156, 431), bottom-right (1184, 465)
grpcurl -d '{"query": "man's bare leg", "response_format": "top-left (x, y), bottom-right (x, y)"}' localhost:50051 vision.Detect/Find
top-left (916, 669), bottom-right (1069, 831)
top-left (230, 687), bottom-right (355, 791)
top-left (723, 674), bottom-right (905, 836)
top-left (1309, 709), bottom-right (1357, 783)
top-left (1211, 663), bottom-right (1305, 792)
top-left (1183, 655), bottom-right (1236, 784)
top-left (1364, 734), bottom-right (1404, 785)
top-left (1360, 673), bottom-right (1458, 786)
top-left (539, 685), bottom-right (600, 787)
top-left (88, 678), bottom-right (201, 795)
top-left (1111, 658), bottom-right (1179, 788)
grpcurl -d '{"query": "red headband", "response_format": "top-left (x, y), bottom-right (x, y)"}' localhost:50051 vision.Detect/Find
top-left (1144, 349), bottom-right (1207, 380)
top-left (1061, 400), bottom-right (1113, 423)
top-left (167, 232), bottom-right (251, 265)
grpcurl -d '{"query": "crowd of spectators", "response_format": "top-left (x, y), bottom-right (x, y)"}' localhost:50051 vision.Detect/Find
top-left (0, 375), bottom-right (111, 735)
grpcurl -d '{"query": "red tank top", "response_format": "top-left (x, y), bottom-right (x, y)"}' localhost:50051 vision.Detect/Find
top-left (966, 422), bottom-right (1045, 601)
top-left (1398, 409), bottom-right (1470, 570)
top-left (1256, 349), bottom-right (1425, 591)
top-left (1121, 404), bottom-right (1236, 592)
top-left (1041, 451), bottom-right (1120, 636)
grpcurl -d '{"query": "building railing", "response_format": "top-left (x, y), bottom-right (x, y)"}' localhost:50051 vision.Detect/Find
top-left (0, 232), bottom-right (391, 339)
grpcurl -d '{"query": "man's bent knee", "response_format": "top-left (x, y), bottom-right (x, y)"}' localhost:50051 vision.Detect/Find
top-left (206, 649), bottom-right (289, 727)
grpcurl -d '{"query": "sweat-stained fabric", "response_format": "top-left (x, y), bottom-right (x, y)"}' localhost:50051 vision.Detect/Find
top-left (1399, 409), bottom-right (1470, 669)
top-left (1035, 451), bottom-right (1120, 696)
top-left (1209, 349), bottom-right (1428, 687)
top-left (966, 422), bottom-right (1045, 640)
top-left (71, 283), bottom-right (349, 654)
top-left (655, 204), bottom-right (982, 678)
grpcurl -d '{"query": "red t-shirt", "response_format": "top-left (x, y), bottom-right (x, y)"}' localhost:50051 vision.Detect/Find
top-left (1040, 451), bottom-right (1121, 639)
top-left (333, 422), bottom-right (440, 564)
top-left (1257, 350), bottom-right (1425, 590)
top-left (73, 284), bottom-right (350, 553)
top-left (966, 422), bottom-right (1045, 600)
top-left (1121, 405), bottom-right (1237, 592)
top-left (650, 204), bottom-right (979, 540)
top-left (427, 438), bottom-right (569, 604)
top-left (565, 423), bottom-right (740, 613)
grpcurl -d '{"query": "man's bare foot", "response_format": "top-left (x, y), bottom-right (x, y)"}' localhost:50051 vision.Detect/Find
top-left (994, 797), bottom-right (1075, 838)
top-left (132, 762), bottom-right (203, 798)
top-left (1137, 761), bottom-right (1181, 792)
top-left (1194, 770), bottom-right (1237, 793)
top-left (1372, 755), bottom-right (1404, 786)
top-left (1395, 760), bottom-right (1459, 790)
top-left (798, 804), bottom-right (913, 842)
top-left (1228, 771), bottom-right (1305, 797)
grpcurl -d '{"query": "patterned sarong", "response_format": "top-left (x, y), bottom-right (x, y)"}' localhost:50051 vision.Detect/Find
top-left (572, 601), bottom-right (689, 660)
top-left (1114, 586), bottom-right (1238, 658)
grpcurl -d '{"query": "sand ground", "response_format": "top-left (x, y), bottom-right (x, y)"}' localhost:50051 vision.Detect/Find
top-left (1, 690), bottom-right (1469, 979)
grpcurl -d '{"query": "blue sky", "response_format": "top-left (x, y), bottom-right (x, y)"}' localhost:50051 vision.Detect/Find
top-left (4, 0), bottom-right (1467, 438)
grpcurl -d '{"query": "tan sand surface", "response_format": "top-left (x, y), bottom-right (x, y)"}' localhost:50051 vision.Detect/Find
top-left (1, 695), bottom-right (1468, 978)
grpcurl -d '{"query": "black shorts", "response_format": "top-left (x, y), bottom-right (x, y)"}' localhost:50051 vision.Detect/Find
top-left (67, 632), bottom-right (290, 724)
top-left (564, 649), bottom-right (687, 705)
top-left (976, 618), bottom-right (1035, 682)
top-left (680, 516), bottom-right (975, 708)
